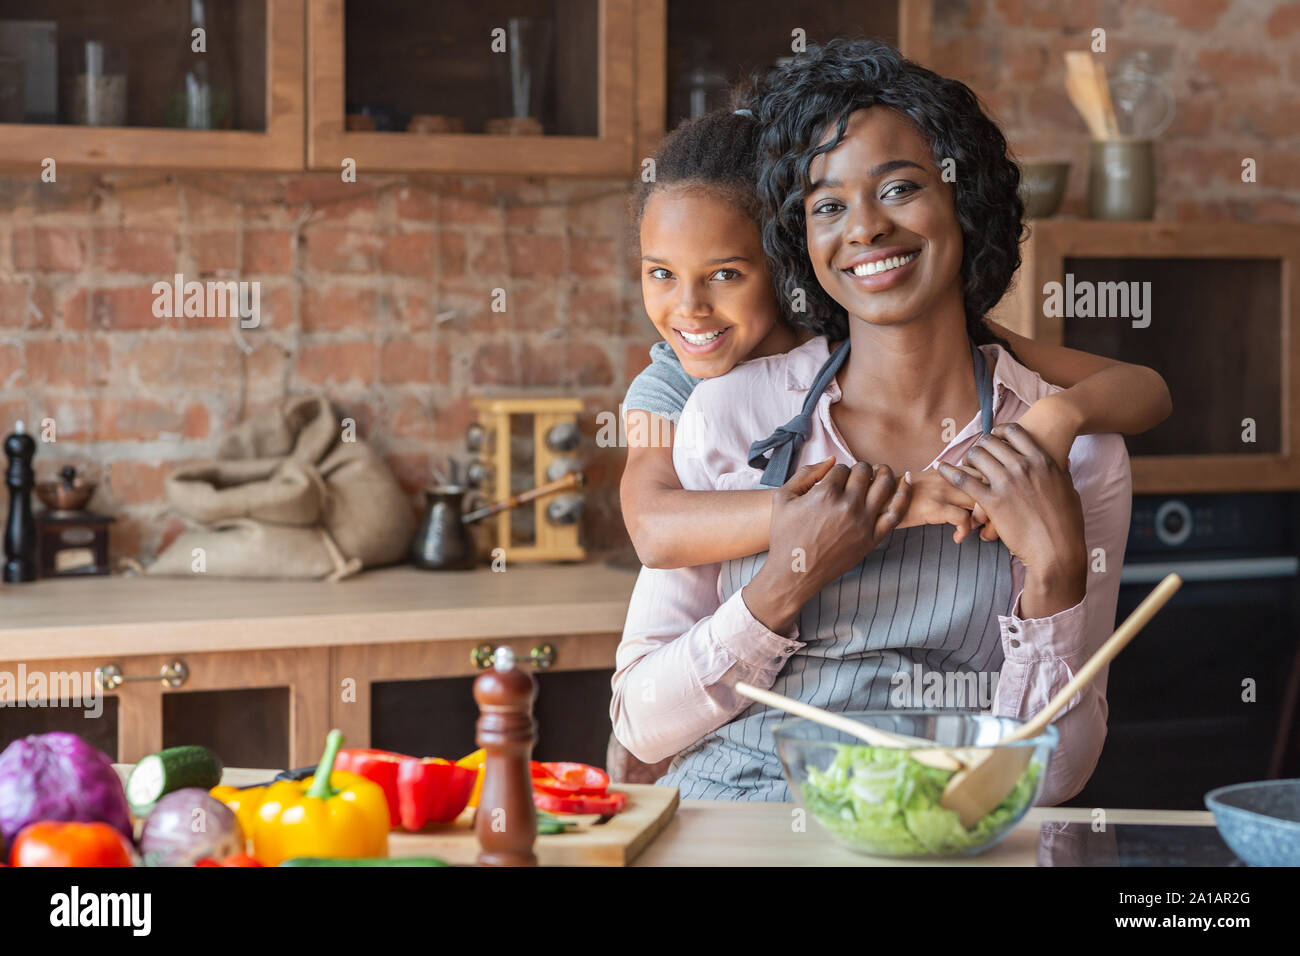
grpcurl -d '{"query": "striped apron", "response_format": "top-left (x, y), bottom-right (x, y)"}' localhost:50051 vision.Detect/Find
top-left (658, 340), bottom-right (1014, 801)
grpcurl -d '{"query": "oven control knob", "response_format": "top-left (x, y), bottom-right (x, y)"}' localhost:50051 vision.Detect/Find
top-left (1154, 499), bottom-right (1193, 547)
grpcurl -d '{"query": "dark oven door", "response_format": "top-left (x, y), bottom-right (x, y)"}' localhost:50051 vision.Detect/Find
top-left (1069, 549), bottom-right (1300, 811)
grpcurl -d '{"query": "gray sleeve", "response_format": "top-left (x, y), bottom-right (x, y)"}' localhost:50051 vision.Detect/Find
top-left (623, 342), bottom-right (699, 423)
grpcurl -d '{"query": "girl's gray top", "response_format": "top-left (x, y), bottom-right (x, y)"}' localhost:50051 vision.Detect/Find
top-left (623, 341), bottom-right (700, 423)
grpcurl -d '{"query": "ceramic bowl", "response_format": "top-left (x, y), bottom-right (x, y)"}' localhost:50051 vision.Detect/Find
top-left (1205, 779), bottom-right (1300, 866)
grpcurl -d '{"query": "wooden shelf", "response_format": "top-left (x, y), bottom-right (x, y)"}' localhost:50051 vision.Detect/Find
top-left (0, 561), bottom-right (638, 661)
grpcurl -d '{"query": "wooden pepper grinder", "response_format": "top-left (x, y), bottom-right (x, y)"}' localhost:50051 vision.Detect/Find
top-left (4, 420), bottom-right (37, 583)
top-left (473, 646), bottom-right (538, 866)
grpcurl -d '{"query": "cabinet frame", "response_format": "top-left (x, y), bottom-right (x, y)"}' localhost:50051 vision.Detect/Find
top-left (987, 220), bottom-right (1300, 494)
top-left (306, 0), bottom-right (636, 175)
top-left (0, 0), bottom-right (305, 172)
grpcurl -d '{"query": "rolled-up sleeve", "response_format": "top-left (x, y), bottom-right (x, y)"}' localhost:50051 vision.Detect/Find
top-left (610, 384), bottom-right (805, 764)
top-left (993, 433), bottom-right (1132, 806)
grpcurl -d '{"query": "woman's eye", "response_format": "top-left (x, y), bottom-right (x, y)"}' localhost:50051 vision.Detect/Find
top-left (882, 182), bottom-right (919, 200)
top-left (812, 200), bottom-right (843, 216)
top-left (648, 267), bottom-right (672, 280)
top-left (710, 268), bottom-right (740, 281)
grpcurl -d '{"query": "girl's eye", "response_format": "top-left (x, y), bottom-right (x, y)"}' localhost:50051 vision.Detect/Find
top-left (648, 267), bottom-right (672, 280)
top-left (710, 268), bottom-right (740, 281)
top-left (882, 182), bottom-right (919, 200)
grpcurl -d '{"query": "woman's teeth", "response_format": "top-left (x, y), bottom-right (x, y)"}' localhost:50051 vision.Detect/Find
top-left (851, 251), bottom-right (919, 277)
top-left (680, 329), bottom-right (725, 345)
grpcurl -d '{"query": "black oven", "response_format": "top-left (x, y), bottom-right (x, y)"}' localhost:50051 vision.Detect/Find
top-left (1067, 493), bottom-right (1300, 811)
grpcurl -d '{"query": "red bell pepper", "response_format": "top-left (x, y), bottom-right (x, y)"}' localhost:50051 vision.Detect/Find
top-left (533, 789), bottom-right (628, 816)
top-left (196, 852), bottom-right (262, 867)
top-left (539, 762), bottom-right (610, 796)
top-left (397, 757), bottom-right (477, 830)
top-left (335, 748), bottom-right (406, 827)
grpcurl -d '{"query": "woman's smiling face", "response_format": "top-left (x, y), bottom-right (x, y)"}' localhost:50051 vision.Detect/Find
top-left (640, 186), bottom-right (784, 379)
top-left (803, 107), bottom-right (965, 329)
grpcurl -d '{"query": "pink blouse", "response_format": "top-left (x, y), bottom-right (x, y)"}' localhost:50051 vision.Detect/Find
top-left (611, 336), bottom-right (1133, 806)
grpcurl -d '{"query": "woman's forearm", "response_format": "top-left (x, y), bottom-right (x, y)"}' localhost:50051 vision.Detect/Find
top-left (626, 487), bottom-right (776, 569)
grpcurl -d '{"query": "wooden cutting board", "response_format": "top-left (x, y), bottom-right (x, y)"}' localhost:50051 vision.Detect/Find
top-left (388, 784), bottom-right (679, 866)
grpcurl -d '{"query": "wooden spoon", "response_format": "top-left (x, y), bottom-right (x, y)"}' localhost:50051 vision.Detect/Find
top-left (1064, 51), bottom-right (1111, 140)
top-left (1091, 57), bottom-right (1121, 138)
top-left (734, 681), bottom-right (965, 771)
top-left (940, 573), bottom-right (1183, 827)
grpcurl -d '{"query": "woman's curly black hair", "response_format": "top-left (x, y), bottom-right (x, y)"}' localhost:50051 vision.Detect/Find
top-left (750, 38), bottom-right (1026, 346)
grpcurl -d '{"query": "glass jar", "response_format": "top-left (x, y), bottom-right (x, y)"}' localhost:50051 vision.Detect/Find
top-left (69, 39), bottom-right (126, 127)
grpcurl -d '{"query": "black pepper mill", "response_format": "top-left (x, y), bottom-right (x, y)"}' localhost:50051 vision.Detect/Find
top-left (4, 420), bottom-right (37, 583)
top-left (473, 646), bottom-right (539, 866)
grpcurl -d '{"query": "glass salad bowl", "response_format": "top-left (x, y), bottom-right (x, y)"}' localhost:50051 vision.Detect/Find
top-left (774, 711), bottom-right (1058, 858)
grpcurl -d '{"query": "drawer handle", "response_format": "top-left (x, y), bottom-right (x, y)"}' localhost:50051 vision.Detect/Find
top-left (470, 643), bottom-right (557, 670)
top-left (96, 660), bottom-right (189, 691)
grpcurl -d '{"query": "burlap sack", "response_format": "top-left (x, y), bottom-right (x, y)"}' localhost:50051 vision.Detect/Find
top-left (145, 395), bottom-right (415, 580)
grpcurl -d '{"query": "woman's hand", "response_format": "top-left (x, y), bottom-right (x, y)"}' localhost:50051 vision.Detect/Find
top-left (895, 468), bottom-right (981, 543)
top-left (936, 422), bottom-right (1088, 619)
top-left (742, 457), bottom-right (912, 634)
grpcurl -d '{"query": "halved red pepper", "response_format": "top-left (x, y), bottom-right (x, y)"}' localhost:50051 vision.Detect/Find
top-left (335, 748), bottom-right (406, 827)
top-left (533, 789), bottom-right (627, 816)
top-left (397, 757), bottom-right (477, 830)
top-left (539, 762), bottom-right (610, 796)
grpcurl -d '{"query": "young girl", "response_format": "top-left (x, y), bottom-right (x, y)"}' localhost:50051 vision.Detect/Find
top-left (613, 41), bottom-right (1154, 804)
top-left (621, 108), bottom-right (1169, 571)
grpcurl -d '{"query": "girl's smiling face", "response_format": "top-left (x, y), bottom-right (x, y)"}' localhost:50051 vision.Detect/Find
top-left (803, 107), bottom-right (965, 329)
top-left (640, 186), bottom-right (786, 379)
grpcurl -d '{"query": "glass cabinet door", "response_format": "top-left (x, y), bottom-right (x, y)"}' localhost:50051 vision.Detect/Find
top-left (0, 0), bottom-right (303, 169)
top-left (309, 0), bottom-right (635, 174)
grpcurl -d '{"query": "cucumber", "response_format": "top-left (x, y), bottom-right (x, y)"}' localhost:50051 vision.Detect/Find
top-left (279, 857), bottom-right (450, 867)
top-left (126, 745), bottom-right (224, 813)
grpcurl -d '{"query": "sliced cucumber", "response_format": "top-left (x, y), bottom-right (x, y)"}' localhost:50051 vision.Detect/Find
top-left (127, 745), bottom-right (224, 813)
top-left (279, 857), bottom-right (450, 867)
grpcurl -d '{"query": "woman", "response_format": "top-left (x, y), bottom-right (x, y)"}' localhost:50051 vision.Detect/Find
top-left (610, 40), bottom-right (1132, 806)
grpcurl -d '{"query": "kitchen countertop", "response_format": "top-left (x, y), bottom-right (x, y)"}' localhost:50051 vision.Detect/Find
top-left (0, 560), bottom-right (638, 660)
top-left (199, 767), bottom-right (1230, 867)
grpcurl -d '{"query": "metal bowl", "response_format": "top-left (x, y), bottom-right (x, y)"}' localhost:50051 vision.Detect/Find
top-left (36, 479), bottom-right (95, 512)
top-left (1205, 779), bottom-right (1300, 866)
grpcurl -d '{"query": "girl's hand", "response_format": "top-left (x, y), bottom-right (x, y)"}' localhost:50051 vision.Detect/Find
top-left (742, 457), bottom-right (912, 634)
top-left (896, 468), bottom-right (981, 543)
top-left (1013, 392), bottom-right (1083, 471)
top-left (936, 423), bottom-right (1088, 618)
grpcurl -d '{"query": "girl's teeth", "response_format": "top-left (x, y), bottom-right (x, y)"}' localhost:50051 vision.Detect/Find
top-left (851, 251), bottom-right (919, 277)
top-left (681, 329), bottom-right (723, 345)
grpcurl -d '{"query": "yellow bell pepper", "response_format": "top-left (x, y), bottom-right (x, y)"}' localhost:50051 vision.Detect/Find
top-left (457, 748), bottom-right (486, 808)
top-left (250, 730), bottom-right (390, 866)
top-left (210, 784), bottom-right (265, 849)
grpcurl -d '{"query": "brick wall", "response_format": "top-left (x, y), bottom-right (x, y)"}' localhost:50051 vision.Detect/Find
top-left (4, 1), bottom-right (1295, 567)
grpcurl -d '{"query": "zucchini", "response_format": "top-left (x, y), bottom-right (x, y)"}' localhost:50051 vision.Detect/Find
top-left (126, 745), bottom-right (224, 813)
top-left (279, 857), bottom-right (450, 867)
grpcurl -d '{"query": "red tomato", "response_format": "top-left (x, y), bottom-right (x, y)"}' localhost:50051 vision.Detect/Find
top-left (11, 821), bottom-right (133, 867)
top-left (541, 762), bottom-right (611, 796)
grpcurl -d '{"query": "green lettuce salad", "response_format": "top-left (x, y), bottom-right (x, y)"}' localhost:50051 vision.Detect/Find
top-left (799, 745), bottom-right (1042, 856)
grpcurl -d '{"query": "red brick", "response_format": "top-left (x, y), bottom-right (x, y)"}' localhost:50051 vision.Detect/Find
top-left (379, 337), bottom-right (434, 383)
top-left (505, 233), bottom-right (567, 278)
top-left (25, 339), bottom-right (109, 388)
top-left (12, 227), bottom-right (88, 272)
top-left (439, 231), bottom-right (468, 278)
top-left (93, 398), bottom-right (205, 441)
top-left (303, 285), bottom-right (379, 332)
top-left (191, 231), bottom-right (238, 274)
top-left (109, 516), bottom-right (143, 564)
top-left (471, 342), bottom-right (517, 385)
top-left (383, 452), bottom-right (433, 496)
top-left (182, 402), bottom-right (210, 438)
top-left (245, 341), bottom-right (290, 389)
top-left (1225, 101), bottom-right (1300, 140)
top-left (433, 393), bottom-right (476, 441)
top-left (119, 339), bottom-right (240, 387)
top-left (0, 343), bottom-right (21, 387)
top-left (0, 280), bottom-right (28, 328)
top-left (157, 515), bottom-right (188, 554)
top-left (94, 227), bottom-right (177, 273)
top-left (32, 286), bottom-right (87, 331)
top-left (304, 229), bottom-right (384, 273)
top-left (1268, 3), bottom-right (1300, 37)
top-left (113, 182), bottom-right (183, 227)
top-left (0, 399), bottom-right (29, 431)
top-left (296, 341), bottom-right (378, 386)
top-left (1135, 0), bottom-right (1230, 30)
top-left (392, 290), bottom-right (433, 332)
top-left (1195, 48), bottom-right (1280, 91)
top-left (108, 460), bottom-right (172, 505)
top-left (379, 232), bottom-right (435, 277)
top-left (90, 287), bottom-right (167, 331)
top-left (242, 230), bottom-right (294, 274)
top-left (565, 283), bottom-right (623, 336)
top-left (518, 342), bottom-right (613, 387)
top-left (624, 342), bottom-right (652, 381)
top-left (28, 397), bottom-right (94, 441)
top-left (569, 237), bottom-right (616, 279)
top-left (285, 176), bottom-right (369, 207)
top-left (395, 187), bottom-right (437, 221)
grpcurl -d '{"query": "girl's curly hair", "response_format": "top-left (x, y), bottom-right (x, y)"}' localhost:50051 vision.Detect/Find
top-left (750, 38), bottom-right (1025, 345)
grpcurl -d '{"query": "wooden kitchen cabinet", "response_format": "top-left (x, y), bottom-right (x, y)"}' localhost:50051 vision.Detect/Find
top-left (306, 0), bottom-right (635, 175)
top-left (0, 0), bottom-right (304, 171)
top-left (987, 220), bottom-right (1300, 493)
top-left (634, 0), bottom-right (933, 163)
